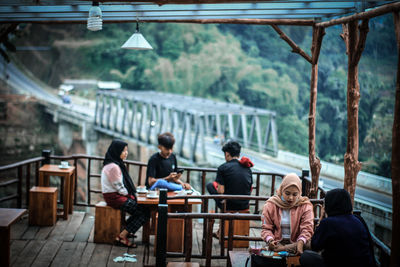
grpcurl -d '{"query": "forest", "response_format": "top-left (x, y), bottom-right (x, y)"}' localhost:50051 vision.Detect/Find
top-left (10, 14), bottom-right (396, 177)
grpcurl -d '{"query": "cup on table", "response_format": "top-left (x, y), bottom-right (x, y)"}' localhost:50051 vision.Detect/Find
top-left (137, 186), bottom-right (147, 193)
top-left (60, 161), bottom-right (69, 168)
top-left (148, 190), bottom-right (157, 197)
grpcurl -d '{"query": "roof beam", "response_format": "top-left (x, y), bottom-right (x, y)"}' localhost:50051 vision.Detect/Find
top-left (316, 1), bottom-right (400, 28)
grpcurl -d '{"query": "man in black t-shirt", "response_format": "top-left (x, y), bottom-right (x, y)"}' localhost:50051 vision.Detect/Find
top-left (206, 141), bottom-right (253, 211)
top-left (146, 132), bottom-right (191, 190)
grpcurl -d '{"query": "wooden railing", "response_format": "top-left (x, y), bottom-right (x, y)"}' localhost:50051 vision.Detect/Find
top-left (157, 194), bottom-right (324, 267)
top-left (0, 153), bottom-right (324, 211)
top-left (0, 156), bottom-right (44, 208)
top-left (0, 153), bottom-right (390, 266)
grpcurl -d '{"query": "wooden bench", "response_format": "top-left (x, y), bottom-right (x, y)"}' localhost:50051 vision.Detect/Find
top-left (0, 208), bottom-right (27, 267)
top-left (94, 201), bottom-right (124, 244)
top-left (29, 186), bottom-right (58, 226)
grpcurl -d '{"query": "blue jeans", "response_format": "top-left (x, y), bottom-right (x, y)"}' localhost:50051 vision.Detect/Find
top-left (150, 179), bottom-right (183, 191)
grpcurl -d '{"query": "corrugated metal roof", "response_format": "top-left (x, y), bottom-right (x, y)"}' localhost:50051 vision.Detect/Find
top-left (0, 1), bottom-right (392, 24)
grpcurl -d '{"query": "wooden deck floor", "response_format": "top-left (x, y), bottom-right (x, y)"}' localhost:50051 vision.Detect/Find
top-left (10, 210), bottom-right (261, 267)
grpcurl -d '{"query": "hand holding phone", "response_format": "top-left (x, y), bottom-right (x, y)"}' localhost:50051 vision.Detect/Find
top-left (176, 168), bottom-right (184, 174)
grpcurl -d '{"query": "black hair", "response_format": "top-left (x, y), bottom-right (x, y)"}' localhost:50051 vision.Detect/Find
top-left (158, 132), bottom-right (175, 149)
top-left (324, 188), bottom-right (353, 216)
top-left (103, 140), bottom-right (136, 195)
top-left (222, 140), bottom-right (241, 157)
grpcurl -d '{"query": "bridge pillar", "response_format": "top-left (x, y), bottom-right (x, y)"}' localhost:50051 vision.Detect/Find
top-left (58, 122), bottom-right (73, 150)
top-left (82, 122), bottom-right (98, 156)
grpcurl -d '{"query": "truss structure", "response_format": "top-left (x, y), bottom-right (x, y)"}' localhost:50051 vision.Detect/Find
top-left (94, 90), bottom-right (278, 161)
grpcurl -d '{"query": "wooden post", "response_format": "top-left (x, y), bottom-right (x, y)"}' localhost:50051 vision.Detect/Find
top-left (156, 204), bottom-right (168, 267)
top-left (308, 26), bottom-right (325, 199)
top-left (341, 19), bottom-right (369, 202)
top-left (271, 24), bottom-right (325, 197)
top-left (391, 11), bottom-right (400, 267)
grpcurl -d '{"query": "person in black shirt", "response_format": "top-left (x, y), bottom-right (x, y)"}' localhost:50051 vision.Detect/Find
top-left (146, 132), bottom-right (191, 190)
top-left (300, 188), bottom-right (376, 267)
top-left (206, 141), bottom-right (253, 211)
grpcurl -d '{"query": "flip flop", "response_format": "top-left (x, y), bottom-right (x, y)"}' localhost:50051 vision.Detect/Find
top-left (115, 235), bottom-right (137, 248)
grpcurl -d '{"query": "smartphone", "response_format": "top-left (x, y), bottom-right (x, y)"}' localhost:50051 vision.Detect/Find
top-left (176, 168), bottom-right (184, 174)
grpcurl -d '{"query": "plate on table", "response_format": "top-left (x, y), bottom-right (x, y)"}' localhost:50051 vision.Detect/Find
top-left (146, 194), bottom-right (158, 199)
top-left (137, 189), bottom-right (148, 194)
top-left (58, 165), bottom-right (70, 169)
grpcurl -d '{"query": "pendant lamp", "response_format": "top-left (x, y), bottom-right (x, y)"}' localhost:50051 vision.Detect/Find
top-left (87, 2), bottom-right (102, 31)
top-left (121, 21), bottom-right (153, 50)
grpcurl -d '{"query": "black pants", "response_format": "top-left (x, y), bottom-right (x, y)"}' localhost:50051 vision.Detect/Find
top-left (121, 198), bottom-right (150, 234)
top-left (299, 250), bottom-right (326, 267)
top-left (206, 182), bottom-right (223, 210)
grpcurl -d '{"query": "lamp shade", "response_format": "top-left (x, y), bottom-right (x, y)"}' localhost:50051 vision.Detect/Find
top-left (121, 32), bottom-right (153, 50)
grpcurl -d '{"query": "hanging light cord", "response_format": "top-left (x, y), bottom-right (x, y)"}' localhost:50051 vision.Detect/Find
top-left (136, 17), bottom-right (140, 32)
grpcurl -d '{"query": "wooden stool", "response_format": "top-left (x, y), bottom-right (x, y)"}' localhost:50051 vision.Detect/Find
top-left (94, 202), bottom-right (122, 244)
top-left (155, 214), bottom-right (185, 254)
top-left (29, 186), bottom-right (58, 226)
top-left (223, 209), bottom-right (250, 248)
top-left (167, 262), bottom-right (200, 267)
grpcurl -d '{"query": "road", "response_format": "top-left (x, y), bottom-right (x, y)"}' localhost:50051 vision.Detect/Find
top-left (1, 57), bottom-right (392, 212)
top-left (207, 141), bottom-right (392, 211)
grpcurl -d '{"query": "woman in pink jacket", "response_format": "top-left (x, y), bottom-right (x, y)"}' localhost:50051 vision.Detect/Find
top-left (261, 173), bottom-right (314, 254)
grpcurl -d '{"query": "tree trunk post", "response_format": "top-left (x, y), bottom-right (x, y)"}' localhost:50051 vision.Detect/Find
top-left (390, 11), bottom-right (400, 267)
top-left (308, 26), bottom-right (325, 199)
top-left (342, 19), bottom-right (369, 203)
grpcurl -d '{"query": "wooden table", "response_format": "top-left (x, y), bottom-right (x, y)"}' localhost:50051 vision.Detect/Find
top-left (39, 164), bottom-right (76, 220)
top-left (137, 192), bottom-right (202, 253)
top-left (229, 250), bottom-right (300, 267)
top-left (0, 208), bottom-right (27, 267)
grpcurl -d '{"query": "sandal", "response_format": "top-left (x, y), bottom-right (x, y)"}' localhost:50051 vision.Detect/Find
top-left (115, 235), bottom-right (137, 248)
top-left (127, 233), bottom-right (137, 239)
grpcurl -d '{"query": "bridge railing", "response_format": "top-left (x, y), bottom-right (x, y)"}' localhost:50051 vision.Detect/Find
top-left (0, 154), bottom-right (390, 266)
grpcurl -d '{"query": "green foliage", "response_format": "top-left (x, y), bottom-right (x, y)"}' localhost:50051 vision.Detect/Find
top-left (12, 14), bottom-right (396, 177)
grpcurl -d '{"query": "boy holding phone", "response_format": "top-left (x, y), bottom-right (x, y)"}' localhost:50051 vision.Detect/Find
top-left (145, 132), bottom-right (191, 191)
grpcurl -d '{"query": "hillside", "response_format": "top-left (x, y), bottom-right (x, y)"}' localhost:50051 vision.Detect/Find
top-left (8, 14), bottom-right (397, 177)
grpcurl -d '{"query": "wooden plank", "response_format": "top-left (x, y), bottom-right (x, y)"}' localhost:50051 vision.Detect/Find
top-left (77, 242), bottom-right (96, 266)
top-left (107, 245), bottom-right (128, 267)
top-left (31, 240), bottom-right (62, 267)
top-left (35, 225), bottom-right (55, 240)
top-left (126, 238), bottom-right (145, 267)
top-left (74, 213), bottom-right (94, 242)
top-left (13, 240), bottom-right (46, 267)
top-left (63, 212), bottom-right (85, 241)
top-left (51, 241), bottom-right (79, 267)
top-left (68, 242), bottom-right (87, 266)
top-left (10, 240), bottom-right (28, 265)
top-left (88, 222), bottom-right (95, 243)
top-left (47, 217), bottom-right (70, 241)
top-left (88, 244), bottom-right (112, 267)
top-left (21, 225), bottom-right (39, 240)
top-left (10, 217), bottom-right (29, 239)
